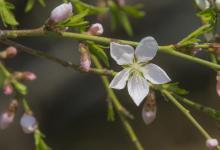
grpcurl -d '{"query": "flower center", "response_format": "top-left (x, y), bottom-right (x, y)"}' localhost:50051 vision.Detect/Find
top-left (130, 62), bottom-right (142, 75)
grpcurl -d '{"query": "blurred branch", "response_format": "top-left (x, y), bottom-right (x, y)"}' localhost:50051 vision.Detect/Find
top-left (0, 28), bottom-right (220, 70)
top-left (174, 94), bottom-right (220, 121)
top-left (0, 39), bottom-right (116, 76)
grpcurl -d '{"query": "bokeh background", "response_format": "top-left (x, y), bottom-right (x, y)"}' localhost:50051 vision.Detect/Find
top-left (0, 0), bottom-right (220, 150)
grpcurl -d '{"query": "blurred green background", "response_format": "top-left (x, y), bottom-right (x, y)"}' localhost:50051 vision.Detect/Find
top-left (0, 0), bottom-right (220, 150)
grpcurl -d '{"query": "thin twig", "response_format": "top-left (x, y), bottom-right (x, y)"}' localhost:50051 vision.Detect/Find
top-left (0, 28), bottom-right (220, 70)
top-left (0, 39), bottom-right (116, 76)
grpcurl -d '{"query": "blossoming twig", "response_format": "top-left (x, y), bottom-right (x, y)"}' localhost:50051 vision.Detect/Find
top-left (1, 28), bottom-right (220, 70)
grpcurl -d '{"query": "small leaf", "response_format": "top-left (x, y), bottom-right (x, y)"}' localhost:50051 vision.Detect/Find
top-left (72, 0), bottom-right (107, 15)
top-left (25, 0), bottom-right (35, 12)
top-left (109, 1), bottom-right (133, 36)
top-left (163, 82), bottom-right (189, 95)
top-left (87, 42), bottom-right (109, 67)
top-left (122, 4), bottom-right (145, 18)
top-left (38, 0), bottom-right (46, 7)
top-left (12, 80), bottom-right (28, 95)
top-left (56, 10), bottom-right (89, 29)
top-left (119, 12), bottom-right (133, 36)
top-left (0, 0), bottom-right (18, 27)
top-left (178, 24), bottom-right (213, 46)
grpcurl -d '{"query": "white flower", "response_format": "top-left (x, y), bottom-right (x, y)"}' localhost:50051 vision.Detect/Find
top-left (20, 113), bottom-right (37, 134)
top-left (195, 0), bottom-right (210, 10)
top-left (50, 3), bottom-right (73, 23)
top-left (109, 37), bottom-right (171, 106)
top-left (206, 139), bottom-right (219, 149)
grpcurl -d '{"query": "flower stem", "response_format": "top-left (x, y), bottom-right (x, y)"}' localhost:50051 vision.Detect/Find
top-left (1, 28), bottom-right (220, 70)
top-left (92, 55), bottom-right (143, 150)
top-left (162, 89), bottom-right (220, 150)
top-left (174, 94), bottom-right (220, 121)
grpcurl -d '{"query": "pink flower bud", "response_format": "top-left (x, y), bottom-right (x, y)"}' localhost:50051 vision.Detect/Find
top-left (142, 91), bottom-right (157, 125)
top-left (0, 112), bottom-right (14, 129)
top-left (3, 84), bottom-right (13, 95)
top-left (50, 3), bottom-right (73, 23)
top-left (79, 44), bottom-right (91, 72)
top-left (22, 72), bottom-right (37, 81)
top-left (117, 0), bottom-right (126, 6)
top-left (206, 139), bottom-right (219, 149)
top-left (88, 23), bottom-right (104, 36)
top-left (20, 113), bottom-right (37, 134)
top-left (216, 72), bottom-right (220, 96)
top-left (5, 46), bottom-right (17, 58)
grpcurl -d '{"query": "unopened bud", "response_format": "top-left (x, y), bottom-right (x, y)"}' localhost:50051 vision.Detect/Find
top-left (117, 0), bottom-right (126, 6)
top-left (206, 139), bottom-right (219, 149)
top-left (195, 0), bottom-right (210, 10)
top-left (22, 72), bottom-right (37, 81)
top-left (0, 47), bottom-right (17, 59)
top-left (0, 112), bottom-right (14, 129)
top-left (79, 44), bottom-right (91, 72)
top-left (3, 84), bottom-right (13, 95)
top-left (20, 113), bottom-right (37, 134)
top-left (0, 100), bottom-right (18, 129)
top-left (88, 23), bottom-right (104, 36)
top-left (142, 91), bottom-right (157, 125)
top-left (5, 47), bottom-right (17, 58)
top-left (14, 71), bottom-right (37, 81)
top-left (49, 3), bottom-right (73, 23)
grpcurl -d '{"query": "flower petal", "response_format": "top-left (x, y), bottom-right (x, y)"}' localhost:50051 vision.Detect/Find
top-left (195, 0), bottom-right (210, 10)
top-left (127, 75), bottom-right (149, 106)
top-left (109, 69), bottom-right (130, 89)
top-left (110, 42), bottom-right (134, 65)
top-left (135, 36), bottom-right (158, 62)
top-left (141, 63), bottom-right (171, 84)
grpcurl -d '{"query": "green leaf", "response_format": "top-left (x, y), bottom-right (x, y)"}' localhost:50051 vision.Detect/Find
top-left (12, 80), bottom-right (28, 95)
top-left (0, 0), bottom-right (18, 27)
top-left (109, 1), bottom-right (133, 36)
top-left (178, 24), bottom-right (213, 46)
top-left (0, 66), bottom-right (6, 89)
top-left (122, 4), bottom-right (145, 18)
top-left (38, 0), bottom-right (46, 7)
top-left (163, 82), bottom-right (189, 95)
top-left (119, 12), bottom-right (133, 36)
top-left (56, 10), bottom-right (89, 29)
top-left (34, 130), bottom-right (51, 150)
top-left (197, 8), bottom-right (217, 25)
top-left (25, 0), bottom-right (35, 12)
top-left (72, 0), bottom-right (107, 15)
top-left (87, 42), bottom-right (110, 67)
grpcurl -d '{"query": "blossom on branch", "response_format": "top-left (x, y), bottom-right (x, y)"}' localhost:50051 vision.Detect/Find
top-left (49, 3), bottom-right (73, 23)
top-left (109, 37), bottom-right (171, 106)
top-left (206, 138), bottom-right (219, 150)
